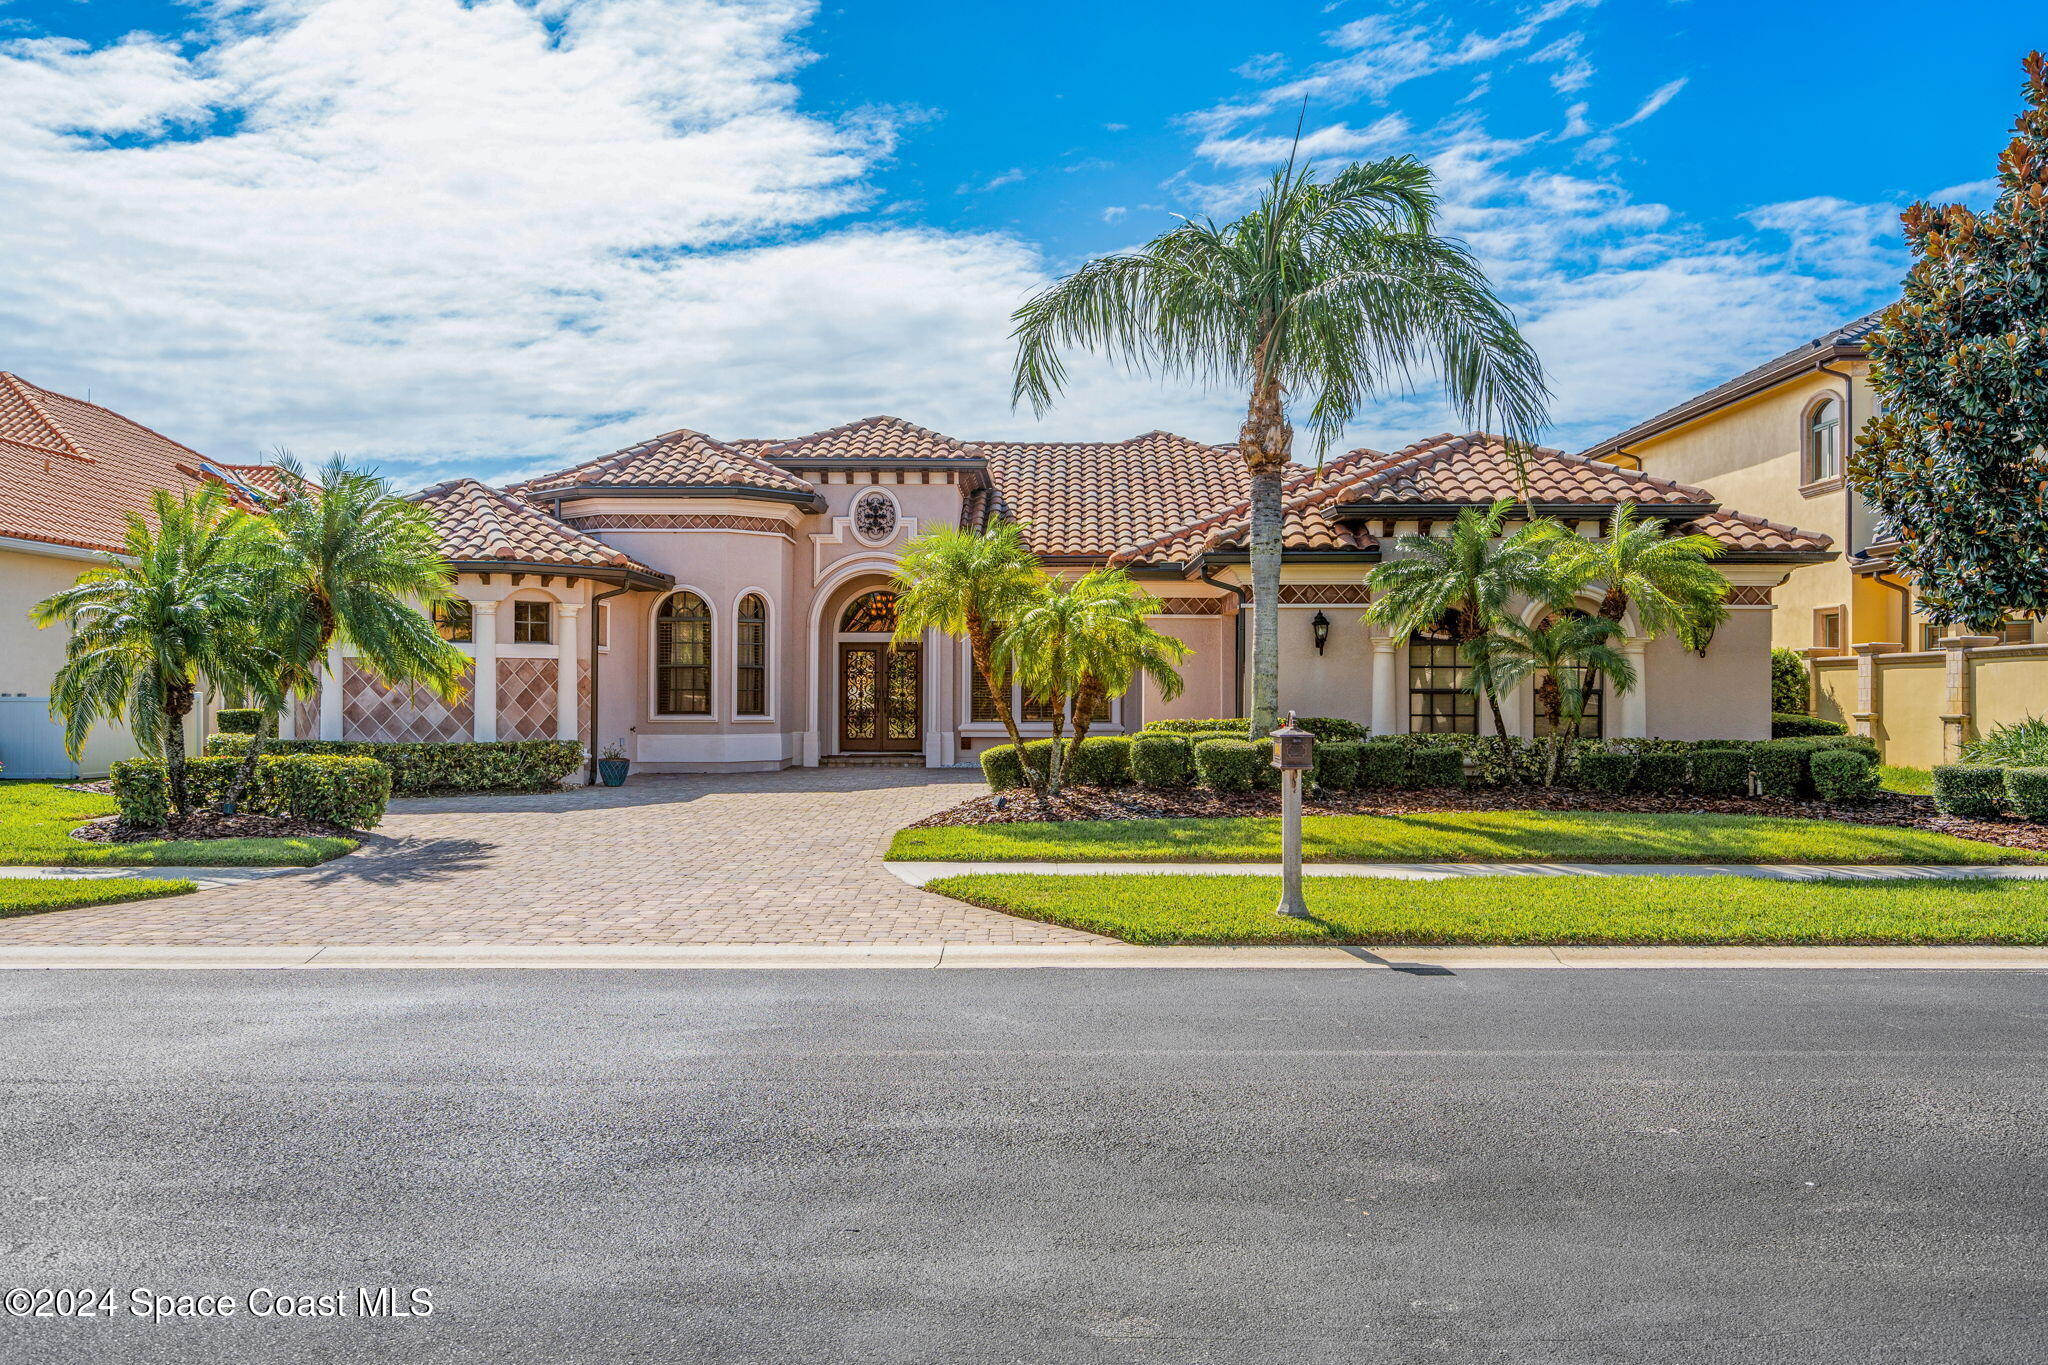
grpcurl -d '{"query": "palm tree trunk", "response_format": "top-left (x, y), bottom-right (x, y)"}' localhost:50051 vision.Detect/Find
top-left (1066, 675), bottom-right (1102, 766)
top-left (969, 615), bottom-right (1043, 801)
top-left (1045, 702), bottom-right (1067, 799)
top-left (1458, 605), bottom-right (1515, 763)
top-left (162, 684), bottom-right (194, 820)
top-left (222, 707), bottom-right (274, 816)
top-left (1241, 368), bottom-right (1291, 736)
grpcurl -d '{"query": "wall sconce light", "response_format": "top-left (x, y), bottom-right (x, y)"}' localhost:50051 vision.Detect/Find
top-left (1311, 610), bottom-right (1331, 655)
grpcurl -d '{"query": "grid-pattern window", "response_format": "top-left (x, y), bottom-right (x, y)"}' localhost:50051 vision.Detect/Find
top-left (970, 665), bottom-right (1008, 722)
top-left (512, 600), bottom-right (550, 644)
top-left (655, 592), bottom-right (711, 715)
top-left (1021, 690), bottom-right (1062, 722)
top-left (1920, 620), bottom-right (1947, 651)
top-left (736, 594), bottom-right (768, 716)
top-left (1814, 608), bottom-right (1843, 652)
top-left (434, 598), bottom-right (472, 643)
top-left (1408, 629), bottom-right (1477, 734)
top-left (1805, 397), bottom-right (1841, 484)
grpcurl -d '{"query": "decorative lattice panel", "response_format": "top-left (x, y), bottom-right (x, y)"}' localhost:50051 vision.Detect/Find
top-left (293, 688), bottom-right (322, 740)
top-left (341, 659), bottom-right (474, 742)
top-left (497, 658), bottom-right (558, 741)
top-left (578, 661), bottom-right (592, 748)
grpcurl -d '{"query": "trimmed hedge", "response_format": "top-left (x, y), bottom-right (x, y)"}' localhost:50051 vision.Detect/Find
top-left (1933, 765), bottom-right (2007, 819)
top-left (111, 754), bottom-right (391, 829)
top-left (1771, 647), bottom-right (1811, 715)
top-left (214, 708), bottom-right (264, 735)
top-left (1634, 752), bottom-right (1688, 796)
top-left (1130, 733), bottom-right (1194, 788)
top-left (1772, 712), bottom-right (1848, 738)
top-left (1405, 746), bottom-right (1466, 789)
top-left (2004, 767), bottom-right (2048, 823)
top-left (1068, 736), bottom-right (1133, 788)
top-left (1691, 748), bottom-right (1752, 797)
top-left (1752, 736), bottom-right (1880, 799)
top-left (1193, 738), bottom-right (1266, 793)
top-left (1314, 739), bottom-right (1361, 791)
top-left (206, 736), bottom-right (583, 794)
top-left (1142, 718), bottom-right (1251, 736)
top-left (1577, 751), bottom-right (1635, 794)
top-left (1810, 748), bottom-right (1880, 804)
top-left (1354, 740), bottom-right (1407, 789)
top-left (980, 744), bottom-right (1026, 792)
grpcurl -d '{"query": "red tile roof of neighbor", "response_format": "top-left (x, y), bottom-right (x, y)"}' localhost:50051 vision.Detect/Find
top-left (0, 372), bottom-right (286, 555)
top-left (413, 478), bottom-right (668, 583)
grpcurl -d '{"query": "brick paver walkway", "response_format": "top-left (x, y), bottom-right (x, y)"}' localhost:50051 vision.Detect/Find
top-left (0, 770), bottom-right (1103, 946)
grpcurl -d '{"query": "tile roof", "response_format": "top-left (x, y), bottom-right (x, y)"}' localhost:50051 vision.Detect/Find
top-left (0, 371), bottom-right (240, 554)
top-left (1580, 310), bottom-right (1885, 458)
top-left (760, 415), bottom-right (982, 463)
top-left (519, 427), bottom-right (817, 500)
top-left (413, 478), bottom-right (669, 582)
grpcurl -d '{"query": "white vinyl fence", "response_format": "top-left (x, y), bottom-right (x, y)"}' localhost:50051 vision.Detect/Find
top-left (0, 697), bottom-right (78, 781)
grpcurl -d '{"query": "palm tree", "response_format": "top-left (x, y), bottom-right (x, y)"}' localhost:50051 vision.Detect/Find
top-left (32, 487), bottom-right (262, 818)
top-left (1060, 569), bottom-right (1191, 763)
top-left (1469, 613), bottom-right (1636, 786)
top-left (1011, 153), bottom-right (1548, 734)
top-left (892, 521), bottom-right (1050, 795)
top-left (1549, 503), bottom-right (1729, 649)
top-left (1364, 498), bottom-right (1562, 751)
top-left (221, 455), bottom-right (468, 809)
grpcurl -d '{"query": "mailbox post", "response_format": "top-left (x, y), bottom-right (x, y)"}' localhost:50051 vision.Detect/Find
top-left (1270, 713), bottom-right (1313, 919)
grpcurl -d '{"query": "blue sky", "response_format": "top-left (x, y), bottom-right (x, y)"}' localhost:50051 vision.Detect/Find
top-left (0, 0), bottom-right (2036, 484)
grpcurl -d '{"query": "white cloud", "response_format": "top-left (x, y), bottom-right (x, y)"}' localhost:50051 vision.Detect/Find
top-left (1234, 52), bottom-right (1288, 82)
top-left (959, 167), bottom-right (1026, 194)
top-left (1195, 113), bottom-right (1411, 168)
top-left (1616, 76), bottom-right (1687, 128)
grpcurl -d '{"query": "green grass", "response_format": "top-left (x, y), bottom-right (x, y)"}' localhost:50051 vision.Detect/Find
top-left (889, 810), bottom-right (2035, 866)
top-left (0, 782), bottom-right (358, 867)
top-left (0, 876), bottom-right (197, 919)
top-left (929, 872), bottom-right (2048, 945)
top-left (1880, 765), bottom-right (1934, 796)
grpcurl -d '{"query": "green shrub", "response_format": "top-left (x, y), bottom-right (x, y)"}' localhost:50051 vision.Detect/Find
top-left (215, 708), bottom-right (264, 735)
top-left (1772, 712), bottom-right (1847, 738)
top-left (1130, 733), bottom-right (1194, 788)
top-left (109, 758), bottom-right (174, 828)
top-left (1313, 740), bottom-right (1361, 791)
top-left (1961, 715), bottom-right (2048, 767)
top-left (1141, 718), bottom-right (1251, 736)
top-left (1750, 741), bottom-right (1809, 799)
top-left (204, 737), bottom-right (583, 793)
top-left (2004, 767), bottom-right (2048, 823)
top-left (1295, 716), bottom-right (1370, 743)
top-left (1020, 740), bottom-right (1059, 786)
top-left (1405, 746), bottom-right (1466, 789)
top-left (1771, 647), bottom-right (1811, 715)
top-left (1810, 749), bottom-right (1881, 804)
top-left (1933, 765), bottom-right (2007, 819)
top-left (1634, 752), bottom-right (1687, 795)
top-left (980, 744), bottom-right (1025, 792)
top-left (1067, 736), bottom-right (1133, 788)
top-left (1576, 751), bottom-right (1635, 795)
top-left (1690, 748), bottom-right (1752, 797)
top-left (1189, 732), bottom-right (1240, 747)
top-left (1353, 740), bottom-right (1407, 789)
top-left (110, 754), bottom-right (391, 829)
top-left (1194, 738), bottom-right (1266, 793)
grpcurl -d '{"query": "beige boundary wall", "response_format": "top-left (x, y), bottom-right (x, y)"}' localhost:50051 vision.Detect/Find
top-left (1812, 639), bottom-right (2048, 770)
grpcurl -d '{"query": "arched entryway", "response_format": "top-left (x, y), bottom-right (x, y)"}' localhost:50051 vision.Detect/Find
top-left (834, 589), bottom-right (921, 752)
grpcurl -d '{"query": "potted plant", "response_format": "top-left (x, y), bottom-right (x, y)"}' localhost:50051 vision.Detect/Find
top-left (597, 739), bottom-right (631, 788)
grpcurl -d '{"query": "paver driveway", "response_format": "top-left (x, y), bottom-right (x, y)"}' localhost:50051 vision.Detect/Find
top-left (0, 769), bottom-right (1103, 946)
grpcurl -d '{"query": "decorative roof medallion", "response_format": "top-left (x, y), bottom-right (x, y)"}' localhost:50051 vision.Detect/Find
top-left (852, 489), bottom-right (898, 542)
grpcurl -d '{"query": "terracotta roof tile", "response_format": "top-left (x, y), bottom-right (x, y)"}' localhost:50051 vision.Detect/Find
top-left (413, 478), bottom-right (668, 580)
top-left (1682, 509), bottom-right (1834, 554)
top-left (521, 427), bottom-right (816, 500)
top-left (759, 415), bottom-right (980, 463)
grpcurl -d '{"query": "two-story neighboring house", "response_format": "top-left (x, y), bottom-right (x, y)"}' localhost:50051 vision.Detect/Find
top-left (1581, 313), bottom-right (2044, 767)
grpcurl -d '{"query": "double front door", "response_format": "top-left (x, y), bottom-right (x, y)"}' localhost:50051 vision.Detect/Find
top-left (839, 643), bottom-right (921, 752)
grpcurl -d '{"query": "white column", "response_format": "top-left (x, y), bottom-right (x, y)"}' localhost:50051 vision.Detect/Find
top-left (555, 604), bottom-right (582, 743)
top-left (1370, 634), bottom-right (1401, 735)
top-left (318, 642), bottom-right (344, 740)
top-left (1619, 636), bottom-right (1649, 738)
top-left (472, 601), bottom-right (500, 741)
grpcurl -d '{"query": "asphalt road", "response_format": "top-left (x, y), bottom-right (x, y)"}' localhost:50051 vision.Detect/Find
top-left (0, 969), bottom-right (2042, 1364)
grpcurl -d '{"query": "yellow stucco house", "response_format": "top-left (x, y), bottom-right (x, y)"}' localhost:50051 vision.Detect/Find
top-left (1581, 313), bottom-right (2044, 768)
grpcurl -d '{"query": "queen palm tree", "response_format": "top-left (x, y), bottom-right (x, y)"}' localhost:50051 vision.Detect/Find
top-left (1011, 152), bottom-right (1548, 734)
top-left (221, 455), bottom-right (468, 809)
top-left (1364, 498), bottom-right (1561, 751)
top-left (1549, 503), bottom-right (1730, 649)
top-left (892, 521), bottom-right (1050, 795)
top-left (32, 487), bottom-right (262, 819)
top-left (1060, 569), bottom-right (1191, 762)
top-left (1468, 612), bottom-right (1636, 786)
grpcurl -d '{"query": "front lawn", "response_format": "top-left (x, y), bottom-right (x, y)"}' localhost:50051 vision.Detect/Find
top-left (0, 783), bottom-right (358, 867)
top-left (1880, 765), bottom-right (1935, 796)
top-left (929, 872), bottom-right (2048, 945)
top-left (889, 810), bottom-right (2036, 866)
top-left (0, 876), bottom-right (197, 919)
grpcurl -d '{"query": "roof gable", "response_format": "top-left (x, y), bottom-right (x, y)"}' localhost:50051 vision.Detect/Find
top-left (520, 427), bottom-right (817, 501)
top-left (759, 415), bottom-right (981, 463)
top-left (413, 478), bottom-right (668, 582)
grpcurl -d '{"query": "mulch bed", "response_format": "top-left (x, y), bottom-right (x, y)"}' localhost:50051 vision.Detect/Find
top-left (908, 785), bottom-right (2048, 855)
top-left (70, 812), bottom-right (355, 845)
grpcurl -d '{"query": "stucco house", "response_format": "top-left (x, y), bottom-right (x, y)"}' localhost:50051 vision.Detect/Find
top-left (1580, 313), bottom-right (2046, 766)
top-left (291, 415), bottom-right (1841, 776)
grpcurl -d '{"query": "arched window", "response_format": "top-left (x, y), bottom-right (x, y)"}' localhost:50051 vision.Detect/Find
top-left (839, 590), bottom-right (899, 633)
top-left (736, 593), bottom-right (768, 716)
top-left (655, 592), bottom-right (712, 715)
top-left (1805, 396), bottom-right (1841, 484)
top-left (1408, 622), bottom-right (1476, 734)
top-left (1532, 609), bottom-right (1604, 740)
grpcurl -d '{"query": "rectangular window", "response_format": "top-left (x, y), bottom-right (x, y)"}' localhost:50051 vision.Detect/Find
top-left (1813, 608), bottom-right (1843, 653)
top-left (1533, 671), bottom-right (1603, 739)
top-left (433, 599), bottom-right (472, 643)
top-left (1998, 616), bottom-right (2035, 646)
top-left (1921, 621), bottom-right (1946, 651)
top-left (970, 665), bottom-right (1008, 723)
top-left (1408, 633), bottom-right (1477, 735)
top-left (1021, 691), bottom-right (1062, 723)
top-left (736, 621), bottom-right (767, 715)
top-left (594, 603), bottom-right (608, 649)
top-left (512, 600), bottom-right (551, 644)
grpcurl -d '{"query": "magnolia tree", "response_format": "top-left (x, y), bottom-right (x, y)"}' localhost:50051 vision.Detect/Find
top-left (1850, 51), bottom-right (2048, 631)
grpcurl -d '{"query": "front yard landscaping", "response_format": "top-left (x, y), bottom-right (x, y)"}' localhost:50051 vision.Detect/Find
top-left (928, 872), bottom-right (2048, 946)
top-left (0, 876), bottom-right (197, 918)
top-left (0, 783), bottom-right (358, 867)
top-left (889, 810), bottom-right (2039, 866)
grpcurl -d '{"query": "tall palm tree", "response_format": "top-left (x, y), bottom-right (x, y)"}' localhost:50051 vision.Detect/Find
top-left (1468, 613), bottom-right (1636, 786)
top-left (1549, 503), bottom-right (1730, 650)
top-left (1011, 153), bottom-right (1548, 734)
top-left (892, 521), bottom-right (1050, 795)
top-left (1060, 569), bottom-right (1191, 762)
top-left (222, 455), bottom-right (468, 808)
top-left (32, 487), bottom-right (262, 818)
top-left (1364, 498), bottom-right (1562, 750)
top-left (994, 582), bottom-right (1083, 797)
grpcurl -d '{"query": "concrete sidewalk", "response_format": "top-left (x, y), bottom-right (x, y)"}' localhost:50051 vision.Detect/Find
top-left (886, 859), bottom-right (2048, 886)
top-left (0, 865), bottom-right (303, 890)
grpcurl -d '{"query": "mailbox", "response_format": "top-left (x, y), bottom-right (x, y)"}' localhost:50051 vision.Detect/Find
top-left (1270, 713), bottom-right (1314, 771)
